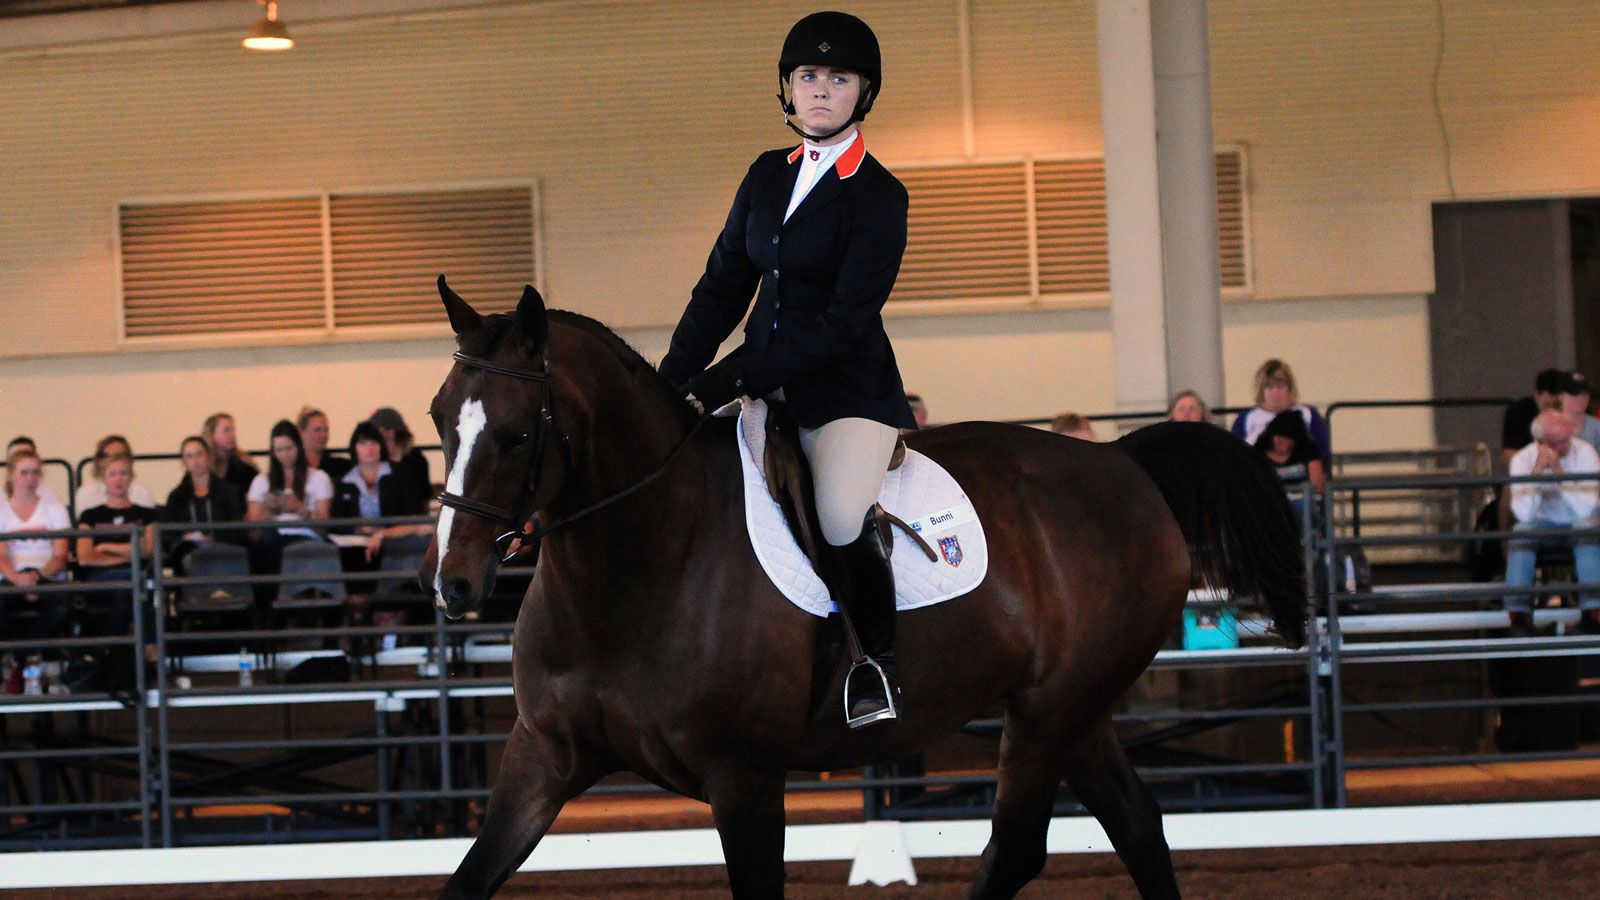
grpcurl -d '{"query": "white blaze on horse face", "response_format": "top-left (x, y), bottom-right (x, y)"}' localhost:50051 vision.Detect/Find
top-left (434, 396), bottom-right (488, 603)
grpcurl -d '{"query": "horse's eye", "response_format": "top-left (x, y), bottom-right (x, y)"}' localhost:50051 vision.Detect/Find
top-left (504, 432), bottom-right (532, 451)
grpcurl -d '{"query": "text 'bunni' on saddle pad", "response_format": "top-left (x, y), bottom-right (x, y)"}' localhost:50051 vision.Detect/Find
top-left (736, 399), bottom-right (988, 617)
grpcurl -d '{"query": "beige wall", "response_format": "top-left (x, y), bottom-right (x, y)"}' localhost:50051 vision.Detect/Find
top-left (0, 292), bottom-right (1430, 504)
top-left (3, 0), bottom-right (1598, 466)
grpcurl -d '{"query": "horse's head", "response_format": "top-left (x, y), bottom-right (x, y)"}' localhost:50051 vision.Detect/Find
top-left (422, 276), bottom-right (568, 618)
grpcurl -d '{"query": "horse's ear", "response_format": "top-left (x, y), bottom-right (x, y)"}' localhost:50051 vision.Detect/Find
top-left (438, 275), bottom-right (482, 339)
top-left (516, 284), bottom-right (548, 351)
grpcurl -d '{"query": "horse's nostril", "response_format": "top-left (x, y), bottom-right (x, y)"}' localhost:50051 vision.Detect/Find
top-left (443, 578), bottom-right (475, 614)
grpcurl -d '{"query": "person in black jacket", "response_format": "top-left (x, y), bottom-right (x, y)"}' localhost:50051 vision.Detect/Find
top-left (203, 412), bottom-right (260, 498)
top-left (367, 407), bottom-right (432, 507)
top-left (330, 422), bottom-right (430, 564)
top-left (162, 435), bottom-right (248, 574)
top-left (658, 11), bottom-right (912, 729)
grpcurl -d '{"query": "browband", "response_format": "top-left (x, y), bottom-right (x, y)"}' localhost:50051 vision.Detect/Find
top-left (451, 350), bottom-right (549, 383)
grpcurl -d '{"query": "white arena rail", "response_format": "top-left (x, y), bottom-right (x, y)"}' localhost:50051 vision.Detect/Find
top-left (5, 800), bottom-right (1600, 890)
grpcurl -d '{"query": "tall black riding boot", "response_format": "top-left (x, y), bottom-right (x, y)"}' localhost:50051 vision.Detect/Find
top-left (823, 509), bottom-right (901, 728)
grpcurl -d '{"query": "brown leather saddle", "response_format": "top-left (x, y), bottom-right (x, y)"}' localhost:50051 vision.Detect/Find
top-left (758, 400), bottom-right (935, 569)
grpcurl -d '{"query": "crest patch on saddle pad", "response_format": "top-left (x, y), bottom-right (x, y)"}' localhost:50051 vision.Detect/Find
top-left (938, 536), bottom-right (963, 568)
top-left (735, 398), bottom-right (988, 618)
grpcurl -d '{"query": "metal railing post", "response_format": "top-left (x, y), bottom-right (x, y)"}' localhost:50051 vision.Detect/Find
top-left (1321, 491), bottom-right (1347, 807)
top-left (376, 699), bottom-right (391, 839)
top-left (138, 527), bottom-right (156, 849)
top-left (153, 526), bottom-right (175, 848)
top-left (435, 606), bottom-right (452, 809)
top-left (1299, 484), bottom-right (1324, 808)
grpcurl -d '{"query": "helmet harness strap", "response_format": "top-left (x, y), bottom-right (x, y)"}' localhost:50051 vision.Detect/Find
top-left (777, 76), bottom-right (876, 143)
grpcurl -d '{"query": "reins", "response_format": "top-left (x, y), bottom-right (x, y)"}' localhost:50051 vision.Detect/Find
top-left (436, 349), bottom-right (708, 563)
top-left (514, 415), bottom-right (707, 558)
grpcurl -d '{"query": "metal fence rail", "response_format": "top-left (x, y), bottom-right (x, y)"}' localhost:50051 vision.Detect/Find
top-left (3, 460), bottom-right (1598, 851)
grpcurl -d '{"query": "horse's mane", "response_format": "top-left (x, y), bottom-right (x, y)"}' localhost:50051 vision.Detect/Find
top-left (471, 309), bottom-right (697, 427)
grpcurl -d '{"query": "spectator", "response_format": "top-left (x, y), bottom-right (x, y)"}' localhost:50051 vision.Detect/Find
top-left (1503, 409), bottom-right (1600, 636)
top-left (369, 408), bottom-right (431, 504)
top-left (0, 448), bottom-right (72, 649)
top-left (904, 393), bottom-right (929, 433)
top-left (332, 422), bottom-right (431, 563)
top-left (245, 420), bottom-right (335, 579)
top-left (75, 435), bottom-right (157, 511)
top-left (1254, 410), bottom-right (1326, 494)
top-left (76, 454), bottom-right (163, 643)
top-left (298, 406), bottom-right (353, 482)
top-left (1231, 359), bottom-right (1331, 470)
top-left (161, 436), bottom-right (248, 575)
top-left (6, 436), bottom-right (62, 507)
top-left (204, 412), bottom-right (259, 497)
top-left (1167, 390), bottom-right (1209, 423)
top-left (1050, 412), bottom-right (1099, 441)
top-left (1558, 371), bottom-right (1600, 449)
top-left (1501, 368), bottom-right (1565, 466)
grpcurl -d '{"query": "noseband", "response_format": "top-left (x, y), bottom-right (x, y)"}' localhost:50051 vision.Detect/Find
top-left (436, 348), bottom-right (708, 564)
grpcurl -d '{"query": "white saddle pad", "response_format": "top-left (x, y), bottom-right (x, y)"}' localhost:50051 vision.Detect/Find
top-left (736, 399), bottom-right (988, 618)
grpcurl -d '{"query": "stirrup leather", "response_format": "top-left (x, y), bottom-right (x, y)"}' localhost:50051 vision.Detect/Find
top-left (843, 656), bottom-right (899, 729)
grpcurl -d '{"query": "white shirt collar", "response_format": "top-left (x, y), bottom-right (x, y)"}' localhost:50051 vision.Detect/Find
top-left (785, 131), bottom-right (860, 222)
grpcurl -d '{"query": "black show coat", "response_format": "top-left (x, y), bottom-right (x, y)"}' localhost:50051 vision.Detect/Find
top-left (659, 137), bottom-right (916, 430)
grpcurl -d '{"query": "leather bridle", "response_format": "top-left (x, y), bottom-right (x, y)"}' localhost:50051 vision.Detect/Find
top-left (435, 348), bottom-right (707, 564)
top-left (436, 350), bottom-right (570, 562)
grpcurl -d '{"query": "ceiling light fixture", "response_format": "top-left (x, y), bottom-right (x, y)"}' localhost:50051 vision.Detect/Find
top-left (243, 0), bottom-right (294, 52)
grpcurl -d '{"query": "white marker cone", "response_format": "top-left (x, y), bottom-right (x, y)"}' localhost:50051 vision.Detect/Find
top-left (847, 820), bottom-right (918, 887)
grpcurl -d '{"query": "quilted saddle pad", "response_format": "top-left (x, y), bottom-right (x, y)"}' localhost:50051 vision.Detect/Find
top-left (736, 399), bottom-right (988, 617)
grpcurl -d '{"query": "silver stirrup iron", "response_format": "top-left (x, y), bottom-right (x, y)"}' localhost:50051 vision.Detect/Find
top-left (843, 656), bottom-right (899, 729)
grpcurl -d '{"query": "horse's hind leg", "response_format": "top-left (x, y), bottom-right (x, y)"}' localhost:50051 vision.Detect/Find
top-left (1061, 716), bottom-right (1181, 899)
top-left (707, 771), bottom-right (788, 899)
top-left (969, 720), bottom-right (1068, 899)
top-left (440, 719), bottom-right (606, 899)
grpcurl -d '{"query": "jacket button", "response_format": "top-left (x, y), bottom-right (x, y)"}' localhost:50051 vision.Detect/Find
top-left (772, 269), bottom-right (779, 278)
top-left (771, 235), bottom-right (779, 245)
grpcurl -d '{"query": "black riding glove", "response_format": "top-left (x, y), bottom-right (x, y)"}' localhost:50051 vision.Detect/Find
top-left (685, 357), bottom-right (749, 412)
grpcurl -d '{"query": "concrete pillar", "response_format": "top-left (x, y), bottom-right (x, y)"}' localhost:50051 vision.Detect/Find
top-left (1096, 0), bottom-right (1224, 416)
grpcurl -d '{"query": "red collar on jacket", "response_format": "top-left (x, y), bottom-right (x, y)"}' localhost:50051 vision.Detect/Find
top-left (786, 133), bottom-right (867, 180)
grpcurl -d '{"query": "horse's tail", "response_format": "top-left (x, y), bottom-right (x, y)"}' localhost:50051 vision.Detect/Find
top-left (1115, 420), bottom-right (1307, 648)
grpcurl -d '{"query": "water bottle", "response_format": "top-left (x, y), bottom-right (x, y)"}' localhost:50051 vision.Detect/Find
top-left (237, 648), bottom-right (254, 688)
top-left (23, 657), bottom-right (43, 696)
top-left (43, 661), bottom-right (66, 696)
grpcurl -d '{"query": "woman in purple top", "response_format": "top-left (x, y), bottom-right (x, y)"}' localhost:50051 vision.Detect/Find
top-left (1230, 358), bottom-right (1331, 470)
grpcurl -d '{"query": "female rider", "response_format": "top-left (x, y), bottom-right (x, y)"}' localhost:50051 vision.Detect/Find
top-left (658, 11), bottom-right (913, 728)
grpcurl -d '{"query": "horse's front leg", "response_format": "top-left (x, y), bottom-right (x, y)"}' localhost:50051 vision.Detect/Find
top-left (708, 770), bottom-right (789, 899)
top-left (440, 718), bottom-right (608, 899)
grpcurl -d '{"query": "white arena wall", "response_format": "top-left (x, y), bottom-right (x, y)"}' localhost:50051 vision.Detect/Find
top-left (2, 0), bottom-right (1596, 460)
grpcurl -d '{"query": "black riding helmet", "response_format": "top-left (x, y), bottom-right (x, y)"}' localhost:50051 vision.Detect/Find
top-left (777, 11), bottom-right (881, 141)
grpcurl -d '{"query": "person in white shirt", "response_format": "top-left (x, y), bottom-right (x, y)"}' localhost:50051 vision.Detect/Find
top-left (75, 434), bottom-right (157, 512)
top-left (1504, 409), bottom-right (1600, 635)
top-left (0, 448), bottom-right (73, 648)
top-left (245, 420), bottom-right (334, 590)
top-left (6, 437), bottom-right (63, 507)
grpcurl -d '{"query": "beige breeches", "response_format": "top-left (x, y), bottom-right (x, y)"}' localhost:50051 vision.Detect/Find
top-left (799, 417), bottom-right (900, 546)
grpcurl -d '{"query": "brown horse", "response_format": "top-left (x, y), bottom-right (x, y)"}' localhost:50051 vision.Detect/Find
top-left (424, 279), bottom-right (1305, 899)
